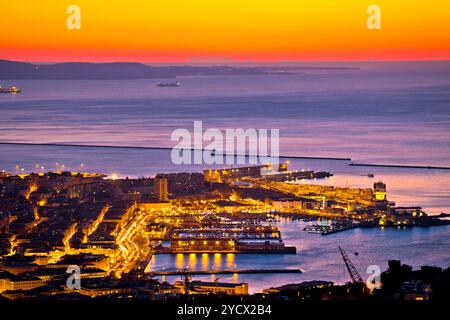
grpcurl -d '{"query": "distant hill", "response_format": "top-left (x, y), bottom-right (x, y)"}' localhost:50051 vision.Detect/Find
top-left (258, 66), bottom-right (360, 72)
top-left (0, 60), bottom-right (268, 79)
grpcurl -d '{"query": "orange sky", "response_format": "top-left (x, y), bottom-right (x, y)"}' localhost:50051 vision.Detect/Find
top-left (1, 0), bottom-right (450, 62)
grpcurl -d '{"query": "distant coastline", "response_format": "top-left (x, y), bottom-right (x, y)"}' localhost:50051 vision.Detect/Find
top-left (258, 66), bottom-right (360, 71)
top-left (0, 59), bottom-right (269, 80)
top-left (0, 59), bottom-right (366, 80)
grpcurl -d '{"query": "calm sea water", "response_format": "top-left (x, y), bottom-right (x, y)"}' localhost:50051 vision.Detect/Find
top-left (0, 62), bottom-right (449, 290)
top-left (1, 62), bottom-right (450, 164)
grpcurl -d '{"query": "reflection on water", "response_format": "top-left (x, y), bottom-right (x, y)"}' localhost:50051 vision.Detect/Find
top-left (201, 253), bottom-right (209, 270)
top-left (226, 253), bottom-right (236, 269)
top-left (213, 253), bottom-right (222, 269)
top-left (188, 253), bottom-right (197, 270)
top-left (154, 253), bottom-right (236, 272)
top-left (175, 253), bottom-right (184, 270)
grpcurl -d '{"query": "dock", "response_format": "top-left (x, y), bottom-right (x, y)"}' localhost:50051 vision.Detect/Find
top-left (0, 142), bottom-right (351, 161)
top-left (154, 247), bottom-right (297, 254)
top-left (147, 268), bottom-right (302, 276)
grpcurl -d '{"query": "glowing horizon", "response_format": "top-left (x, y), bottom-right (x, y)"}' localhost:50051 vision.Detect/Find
top-left (2, 0), bottom-right (450, 63)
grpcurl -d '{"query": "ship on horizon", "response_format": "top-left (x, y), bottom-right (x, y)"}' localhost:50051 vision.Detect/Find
top-left (157, 81), bottom-right (181, 87)
top-left (0, 86), bottom-right (22, 93)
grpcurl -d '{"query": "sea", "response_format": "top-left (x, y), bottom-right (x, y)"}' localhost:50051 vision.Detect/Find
top-left (1, 61), bottom-right (449, 292)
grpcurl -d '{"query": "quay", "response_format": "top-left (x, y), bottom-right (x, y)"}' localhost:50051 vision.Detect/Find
top-left (0, 142), bottom-right (351, 160)
top-left (154, 247), bottom-right (297, 254)
top-left (148, 268), bottom-right (302, 276)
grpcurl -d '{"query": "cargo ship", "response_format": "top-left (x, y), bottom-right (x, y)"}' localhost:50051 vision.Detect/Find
top-left (0, 86), bottom-right (22, 93)
top-left (157, 81), bottom-right (180, 87)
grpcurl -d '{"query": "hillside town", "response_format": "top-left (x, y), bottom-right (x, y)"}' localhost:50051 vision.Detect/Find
top-left (0, 164), bottom-right (448, 300)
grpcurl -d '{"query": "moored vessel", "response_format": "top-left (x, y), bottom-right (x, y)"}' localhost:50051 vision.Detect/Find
top-left (0, 86), bottom-right (22, 93)
top-left (157, 81), bottom-right (180, 87)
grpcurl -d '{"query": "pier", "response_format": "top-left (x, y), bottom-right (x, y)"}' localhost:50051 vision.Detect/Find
top-left (154, 247), bottom-right (297, 254)
top-left (148, 268), bottom-right (302, 276)
top-left (0, 142), bottom-right (351, 161)
top-left (350, 163), bottom-right (450, 170)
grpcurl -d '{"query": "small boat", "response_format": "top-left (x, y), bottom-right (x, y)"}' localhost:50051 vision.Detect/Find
top-left (367, 173), bottom-right (375, 178)
top-left (157, 81), bottom-right (180, 87)
top-left (0, 86), bottom-right (22, 93)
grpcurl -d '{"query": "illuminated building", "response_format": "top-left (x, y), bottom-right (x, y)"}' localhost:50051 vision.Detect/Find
top-left (176, 280), bottom-right (249, 295)
top-left (204, 164), bottom-right (331, 182)
top-left (77, 284), bottom-right (132, 298)
top-left (204, 164), bottom-right (270, 181)
top-left (0, 271), bottom-right (46, 293)
top-left (0, 171), bottom-right (10, 181)
top-left (170, 238), bottom-right (234, 252)
top-left (155, 173), bottom-right (205, 195)
top-left (49, 254), bottom-right (111, 272)
top-left (374, 181), bottom-right (387, 201)
top-left (139, 202), bottom-right (171, 211)
top-left (28, 267), bottom-right (108, 281)
top-left (272, 200), bottom-right (304, 210)
top-left (154, 177), bottom-right (169, 202)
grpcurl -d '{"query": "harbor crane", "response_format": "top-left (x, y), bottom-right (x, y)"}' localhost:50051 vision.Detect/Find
top-left (180, 267), bottom-right (192, 294)
top-left (338, 246), bottom-right (364, 284)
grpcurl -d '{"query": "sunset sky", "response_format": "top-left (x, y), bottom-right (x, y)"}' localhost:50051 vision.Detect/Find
top-left (1, 0), bottom-right (450, 62)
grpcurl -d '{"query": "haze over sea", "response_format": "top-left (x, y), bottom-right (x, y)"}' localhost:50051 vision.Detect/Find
top-left (1, 61), bottom-right (449, 290)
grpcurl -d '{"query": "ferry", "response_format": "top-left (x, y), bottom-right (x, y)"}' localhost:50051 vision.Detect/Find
top-left (157, 81), bottom-right (181, 87)
top-left (0, 86), bottom-right (22, 93)
top-left (304, 223), bottom-right (355, 235)
top-left (303, 225), bottom-right (326, 234)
